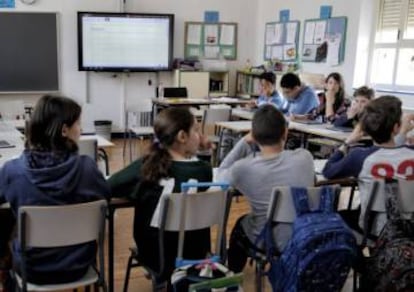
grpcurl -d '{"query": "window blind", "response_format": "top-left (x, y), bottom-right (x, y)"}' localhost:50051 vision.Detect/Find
top-left (379, 0), bottom-right (402, 29)
top-left (407, 0), bottom-right (414, 33)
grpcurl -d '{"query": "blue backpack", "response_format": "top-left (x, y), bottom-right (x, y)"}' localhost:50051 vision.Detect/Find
top-left (263, 186), bottom-right (357, 292)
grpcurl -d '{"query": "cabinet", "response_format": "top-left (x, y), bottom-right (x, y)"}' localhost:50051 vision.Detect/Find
top-left (236, 70), bottom-right (325, 98)
top-left (235, 70), bottom-right (262, 98)
top-left (174, 70), bottom-right (229, 98)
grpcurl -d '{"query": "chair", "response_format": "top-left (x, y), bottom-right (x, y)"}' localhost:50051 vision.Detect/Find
top-left (163, 87), bottom-right (188, 98)
top-left (123, 104), bottom-right (154, 162)
top-left (199, 108), bottom-right (232, 166)
top-left (123, 182), bottom-right (232, 292)
top-left (250, 185), bottom-right (341, 292)
top-left (13, 200), bottom-right (107, 292)
top-left (353, 178), bottom-right (414, 291)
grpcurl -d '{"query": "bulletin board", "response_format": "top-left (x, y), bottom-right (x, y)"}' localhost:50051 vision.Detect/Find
top-left (301, 16), bottom-right (347, 65)
top-left (263, 20), bottom-right (300, 62)
top-left (184, 21), bottom-right (238, 60)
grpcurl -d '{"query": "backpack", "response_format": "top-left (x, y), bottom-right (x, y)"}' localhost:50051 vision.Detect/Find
top-left (361, 181), bottom-right (414, 292)
top-left (263, 186), bottom-right (357, 292)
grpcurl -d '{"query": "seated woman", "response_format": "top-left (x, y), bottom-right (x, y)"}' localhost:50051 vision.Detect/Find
top-left (293, 72), bottom-right (349, 123)
top-left (108, 107), bottom-right (213, 284)
top-left (0, 95), bottom-right (110, 284)
top-left (333, 86), bottom-right (375, 128)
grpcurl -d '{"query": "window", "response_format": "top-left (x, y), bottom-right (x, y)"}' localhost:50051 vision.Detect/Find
top-left (369, 0), bottom-right (414, 92)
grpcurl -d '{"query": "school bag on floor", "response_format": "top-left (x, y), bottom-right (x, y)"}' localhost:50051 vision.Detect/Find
top-left (360, 181), bottom-right (414, 291)
top-left (262, 186), bottom-right (357, 292)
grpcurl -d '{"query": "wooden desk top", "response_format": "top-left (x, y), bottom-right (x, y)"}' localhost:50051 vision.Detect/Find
top-left (80, 134), bottom-right (115, 147)
top-left (151, 97), bottom-right (252, 107)
top-left (216, 119), bottom-right (354, 142)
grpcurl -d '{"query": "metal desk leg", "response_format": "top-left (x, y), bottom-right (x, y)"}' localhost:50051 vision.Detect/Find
top-left (99, 148), bottom-right (109, 176)
top-left (108, 207), bottom-right (115, 292)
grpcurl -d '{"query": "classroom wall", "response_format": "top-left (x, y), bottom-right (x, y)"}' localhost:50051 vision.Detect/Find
top-left (254, 0), bottom-right (368, 95)
top-left (1, 0), bottom-right (257, 132)
top-left (2, 0), bottom-right (412, 131)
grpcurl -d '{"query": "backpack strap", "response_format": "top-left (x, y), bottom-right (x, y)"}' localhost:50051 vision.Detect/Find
top-left (384, 179), bottom-right (403, 221)
top-left (318, 186), bottom-right (336, 213)
top-left (291, 187), bottom-right (310, 216)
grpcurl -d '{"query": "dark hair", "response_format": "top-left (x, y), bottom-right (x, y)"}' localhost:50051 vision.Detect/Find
top-left (280, 73), bottom-right (301, 89)
top-left (259, 72), bottom-right (276, 85)
top-left (252, 105), bottom-right (287, 146)
top-left (26, 95), bottom-right (81, 152)
top-left (353, 86), bottom-right (375, 100)
top-left (141, 107), bottom-right (195, 183)
top-left (360, 95), bottom-right (402, 144)
top-left (325, 72), bottom-right (346, 112)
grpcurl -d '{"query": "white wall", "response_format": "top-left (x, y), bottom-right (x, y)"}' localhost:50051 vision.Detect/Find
top-left (5, 1), bottom-right (410, 130)
top-left (1, 0), bottom-right (257, 132)
top-left (255, 0), bottom-right (367, 95)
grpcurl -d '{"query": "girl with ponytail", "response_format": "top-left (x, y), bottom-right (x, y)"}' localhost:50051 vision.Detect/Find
top-left (108, 107), bottom-right (212, 286)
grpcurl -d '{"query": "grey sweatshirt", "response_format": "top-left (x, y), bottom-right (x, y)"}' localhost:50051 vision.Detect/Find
top-left (217, 139), bottom-right (315, 250)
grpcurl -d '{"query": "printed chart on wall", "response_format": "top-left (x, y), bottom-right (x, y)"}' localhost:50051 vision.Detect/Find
top-left (264, 21), bottom-right (299, 62)
top-left (302, 17), bottom-right (347, 65)
top-left (185, 22), bottom-right (238, 60)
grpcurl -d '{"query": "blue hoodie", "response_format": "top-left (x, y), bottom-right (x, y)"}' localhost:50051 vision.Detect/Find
top-left (0, 150), bottom-right (110, 284)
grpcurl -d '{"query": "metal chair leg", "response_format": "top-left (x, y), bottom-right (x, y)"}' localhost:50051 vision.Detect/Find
top-left (123, 254), bottom-right (134, 292)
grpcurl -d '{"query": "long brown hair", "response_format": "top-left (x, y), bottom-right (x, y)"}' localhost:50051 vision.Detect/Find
top-left (141, 107), bottom-right (195, 183)
top-left (26, 95), bottom-right (81, 153)
top-left (325, 72), bottom-right (346, 112)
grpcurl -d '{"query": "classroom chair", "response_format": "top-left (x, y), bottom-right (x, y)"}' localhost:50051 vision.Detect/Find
top-left (123, 182), bottom-right (232, 292)
top-left (123, 106), bottom-right (154, 163)
top-left (354, 178), bottom-right (414, 291)
top-left (249, 185), bottom-right (341, 292)
top-left (199, 107), bottom-right (232, 166)
top-left (12, 200), bottom-right (107, 292)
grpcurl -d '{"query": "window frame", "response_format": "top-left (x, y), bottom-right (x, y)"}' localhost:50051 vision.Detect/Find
top-left (368, 0), bottom-right (414, 93)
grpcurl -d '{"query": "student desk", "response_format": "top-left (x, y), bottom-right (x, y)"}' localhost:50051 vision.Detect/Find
top-left (215, 120), bottom-right (353, 142)
top-left (151, 97), bottom-right (253, 117)
top-left (0, 121), bottom-right (25, 168)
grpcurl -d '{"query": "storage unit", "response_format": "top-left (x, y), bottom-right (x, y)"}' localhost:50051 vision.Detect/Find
top-left (174, 70), bottom-right (229, 98)
top-left (236, 70), bottom-right (325, 98)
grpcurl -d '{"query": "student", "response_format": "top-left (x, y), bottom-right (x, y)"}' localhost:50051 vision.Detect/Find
top-left (252, 72), bottom-right (286, 109)
top-left (217, 105), bottom-right (315, 272)
top-left (280, 72), bottom-right (319, 115)
top-left (108, 107), bottom-right (212, 284)
top-left (319, 72), bottom-right (350, 122)
top-left (322, 96), bottom-right (414, 235)
top-left (333, 86), bottom-right (375, 128)
top-left (0, 95), bottom-right (110, 284)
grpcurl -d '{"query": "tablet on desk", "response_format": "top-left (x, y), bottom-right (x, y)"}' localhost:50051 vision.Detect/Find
top-left (0, 140), bottom-right (15, 148)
